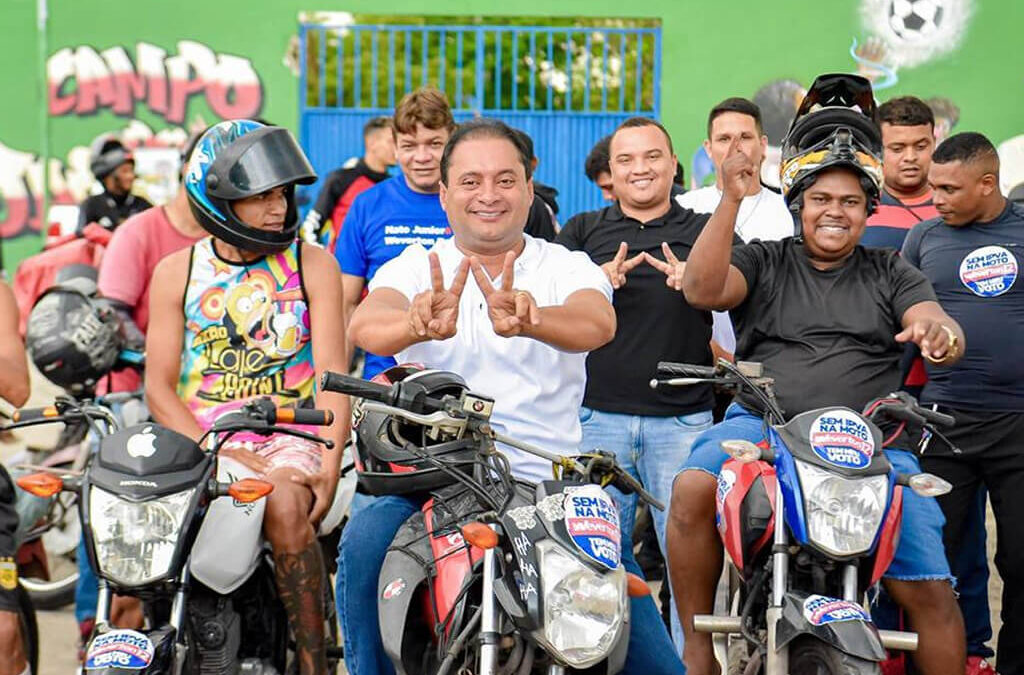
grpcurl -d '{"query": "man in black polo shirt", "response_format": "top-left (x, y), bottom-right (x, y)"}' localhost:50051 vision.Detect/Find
top-left (903, 132), bottom-right (1024, 675)
top-left (669, 74), bottom-right (966, 675)
top-left (557, 116), bottom-right (725, 651)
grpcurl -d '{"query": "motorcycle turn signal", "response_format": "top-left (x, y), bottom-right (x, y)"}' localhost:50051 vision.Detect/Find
top-left (16, 472), bottom-right (65, 498)
top-left (461, 521), bottom-right (498, 550)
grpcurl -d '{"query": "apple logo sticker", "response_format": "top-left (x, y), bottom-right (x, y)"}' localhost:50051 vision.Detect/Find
top-left (126, 426), bottom-right (158, 459)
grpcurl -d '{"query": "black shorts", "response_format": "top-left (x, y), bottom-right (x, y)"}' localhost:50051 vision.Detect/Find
top-left (0, 464), bottom-right (20, 612)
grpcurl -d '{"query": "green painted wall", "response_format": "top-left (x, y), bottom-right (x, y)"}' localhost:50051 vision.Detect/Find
top-left (3, 0), bottom-right (1022, 266)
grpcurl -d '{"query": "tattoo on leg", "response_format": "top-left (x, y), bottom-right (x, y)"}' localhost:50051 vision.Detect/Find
top-left (275, 543), bottom-right (327, 675)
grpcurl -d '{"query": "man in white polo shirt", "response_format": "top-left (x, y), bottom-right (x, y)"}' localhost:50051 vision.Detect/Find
top-left (338, 118), bottom-right (686, 675)
top-left (678, 97), bottom-right (792, 243)
top-left (679, 98), bottom-right (793, 355)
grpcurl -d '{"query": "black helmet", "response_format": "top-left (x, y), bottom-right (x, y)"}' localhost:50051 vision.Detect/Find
top-left (184, 120), bottom-right (317, 255)
top-left (26, 281), bottom-right (121, 393)
top-left (89, 133), bottom-right (133, 181)
top-left (780, 74), bottom-right (884, 223)
top-left (353, 364), bottom-right (478, 496)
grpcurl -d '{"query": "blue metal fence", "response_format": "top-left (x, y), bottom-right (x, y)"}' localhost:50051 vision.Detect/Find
top-left (298, 22), bottom-right (662, 220)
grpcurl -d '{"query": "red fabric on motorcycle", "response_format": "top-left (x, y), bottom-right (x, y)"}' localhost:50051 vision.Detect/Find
top-left (12, 224), bottom-right (111, 337)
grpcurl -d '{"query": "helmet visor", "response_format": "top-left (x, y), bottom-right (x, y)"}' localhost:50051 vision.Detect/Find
top-left (780, 129), bottom-right (882, 199)
top-left (213, 127), bottom-right (317, 200)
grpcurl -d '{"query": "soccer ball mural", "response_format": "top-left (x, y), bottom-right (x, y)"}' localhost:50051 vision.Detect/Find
top-left (888, 0), bottom-right (944, 41)
top-left (861, 0), bottom-right (973, 67)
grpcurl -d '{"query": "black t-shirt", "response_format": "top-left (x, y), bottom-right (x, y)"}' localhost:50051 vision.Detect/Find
top-left (78, 191), bottom-right (152, 232)
top-left (902, 202), bottom-right (1024, 411)
top-left (303, 159), bottom-right (390, 242)
top-left (556, 201), bottom-right (720, 416)
top-left (730, 239), bottom-right (936, 418)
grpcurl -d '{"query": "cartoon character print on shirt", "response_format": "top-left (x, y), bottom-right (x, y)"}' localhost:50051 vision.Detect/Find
top-left (191, 271), bottom-right (307, 403)
top-left (959, 245), bottom-right (1018, 298)
top-left (180, 241), bottom-right (315, 425)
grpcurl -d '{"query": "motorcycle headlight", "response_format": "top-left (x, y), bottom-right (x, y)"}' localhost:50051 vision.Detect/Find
top-left (535, 540), bottom-right (627, 668)
top-left (89, 487), bottom-right (194, 586)
top-left (794, 460), bottom-right (889, 557)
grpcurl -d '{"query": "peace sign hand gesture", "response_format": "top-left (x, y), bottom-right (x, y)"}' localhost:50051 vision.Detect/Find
top-left (644, 242), bottom-right (687, 291)
top-left (601, 242), bottom-right (647, 289)
top-left (408, 252), bottom-right (470, 341)
top-left (470, 251), bottom-right (540, 338)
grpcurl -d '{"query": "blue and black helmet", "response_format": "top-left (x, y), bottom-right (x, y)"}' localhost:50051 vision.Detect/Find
top-left (185, 120), bottom-right (317, 254)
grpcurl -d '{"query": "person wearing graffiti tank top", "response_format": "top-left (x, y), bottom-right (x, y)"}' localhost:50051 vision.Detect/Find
top-left (902, 132), bottom-right (1024, 675)
top-left (146, 120), bottom-right (351, 675)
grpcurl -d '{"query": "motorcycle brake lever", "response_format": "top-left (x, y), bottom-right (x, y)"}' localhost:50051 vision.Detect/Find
top-left (266, 426), bottom-right (335, 450)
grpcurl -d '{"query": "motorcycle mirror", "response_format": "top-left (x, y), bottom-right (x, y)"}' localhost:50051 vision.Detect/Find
top-left (226, 478), bottom-right (275, 503)
top-left (461, 521), bottom-right (498, 550)
top-left (721, 440), bottom-right (761, 464)
top-left (16, 472), bottom-right (64, 498)
top-left (907, 473), bottom-right (952, 497)
top-left (626, 573), bottom-right (651, 598)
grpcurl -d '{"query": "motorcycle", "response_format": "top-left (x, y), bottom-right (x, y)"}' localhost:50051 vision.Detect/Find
top-left (650, 359), bottom-right (954, 675)
top-left (11, 388), bottom-right (146, 610)
top-left (13, 395), bottom-right (348, 674)
top-left (320, 371), bottom-right (659, 675)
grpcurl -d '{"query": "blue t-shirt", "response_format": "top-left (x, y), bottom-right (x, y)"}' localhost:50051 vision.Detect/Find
top-left (335, 174), bottom-right (452, 379)
top-left (902, 202), bottom-right (1024, 411)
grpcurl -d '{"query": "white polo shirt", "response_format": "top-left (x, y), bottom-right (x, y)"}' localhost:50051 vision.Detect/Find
top-left (369, 234), bottom-right (613, 483)
top-left (676, 186), bottom-right (793, 243)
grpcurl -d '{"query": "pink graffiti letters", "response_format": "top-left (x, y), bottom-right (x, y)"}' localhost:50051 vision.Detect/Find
top-left (48, 41), bottom-right (262, 124)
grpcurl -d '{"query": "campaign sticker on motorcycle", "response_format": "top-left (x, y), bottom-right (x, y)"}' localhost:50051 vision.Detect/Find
top-left (808, 410), bottom-right (875, 470)
top-left (563, 485), bottom-right (621, 569)
top-left (84, 629), bottom-right (155, 670)
top-left (959, 245), bottom-right (1018, 297)
top-left (802, 595), bottom-right (870, 626)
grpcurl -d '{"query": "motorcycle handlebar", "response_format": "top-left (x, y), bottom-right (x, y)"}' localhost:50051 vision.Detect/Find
top-left (11, 406), bottom-right (60, 423)
top-left (274, 408), bottom-right (334, 426)
top-left (656, 362), bottom-right (718, 379)
top-left (321, 372), bottom-right (393, 402)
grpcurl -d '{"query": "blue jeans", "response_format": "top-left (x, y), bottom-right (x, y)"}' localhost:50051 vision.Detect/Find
top-left (681, 403), bottom-right (953, 582)
top-left (337, 494), bottom-right (686, 675)
top-left (579, 406), bottom-right (713, 653)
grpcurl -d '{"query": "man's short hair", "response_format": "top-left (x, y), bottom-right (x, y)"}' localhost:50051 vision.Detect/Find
top-left (363, 116), bottom-right (392, 138)
top-left (933, 132), bottom-right (998, 168)
top-left (611, 117), bottom-right (674, 155)
top-left (584, 135), bottom-right (612, 182)
top-left (707, 98), bottom-right (763, 138)
top-left (878, 96), bottom-right (934, 128)
top-left (393, 88), bottom-right (456, 136)
top-left (440, 118), bottom-right (533, 185)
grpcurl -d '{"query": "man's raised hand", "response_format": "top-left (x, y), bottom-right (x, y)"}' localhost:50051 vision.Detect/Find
top-left (470, 251), bottom-right (540, 338)
top-left (408, 252), bottom-right (469, 341)
top-left (720, 136), bottom-right (757, 203)
top-left (601, 241), bottom-right (646, 289)
top-left (644, 242), bottom-right (687, 291)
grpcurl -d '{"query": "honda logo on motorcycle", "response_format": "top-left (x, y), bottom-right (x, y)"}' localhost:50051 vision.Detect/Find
top-left (563, 485), bottom-right (621, 570)
top-left (808, 410), bottom-right (875, 470)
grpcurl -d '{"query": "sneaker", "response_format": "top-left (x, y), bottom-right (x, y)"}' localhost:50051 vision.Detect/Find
top-left (966, 656), bottom-right (999, 675)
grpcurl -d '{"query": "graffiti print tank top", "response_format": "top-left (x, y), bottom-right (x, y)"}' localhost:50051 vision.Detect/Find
top-left (178, 238), bottom-right (315, 431)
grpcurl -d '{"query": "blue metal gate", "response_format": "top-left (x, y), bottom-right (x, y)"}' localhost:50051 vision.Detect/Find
top-left (298, 22), bottom-right (661, 220)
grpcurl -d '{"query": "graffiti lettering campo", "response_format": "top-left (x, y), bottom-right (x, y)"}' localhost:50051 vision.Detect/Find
top-left (48, 40), bottom-right (263, 124)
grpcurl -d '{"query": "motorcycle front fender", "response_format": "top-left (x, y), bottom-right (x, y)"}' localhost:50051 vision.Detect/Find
top-left (775, 591), bottom-right (886, 662)
top-left (82, 625), bottom-right (176, 674)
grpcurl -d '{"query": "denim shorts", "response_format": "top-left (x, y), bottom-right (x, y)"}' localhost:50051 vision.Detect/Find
top-left (679, 403), bottom-right (953, 583)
